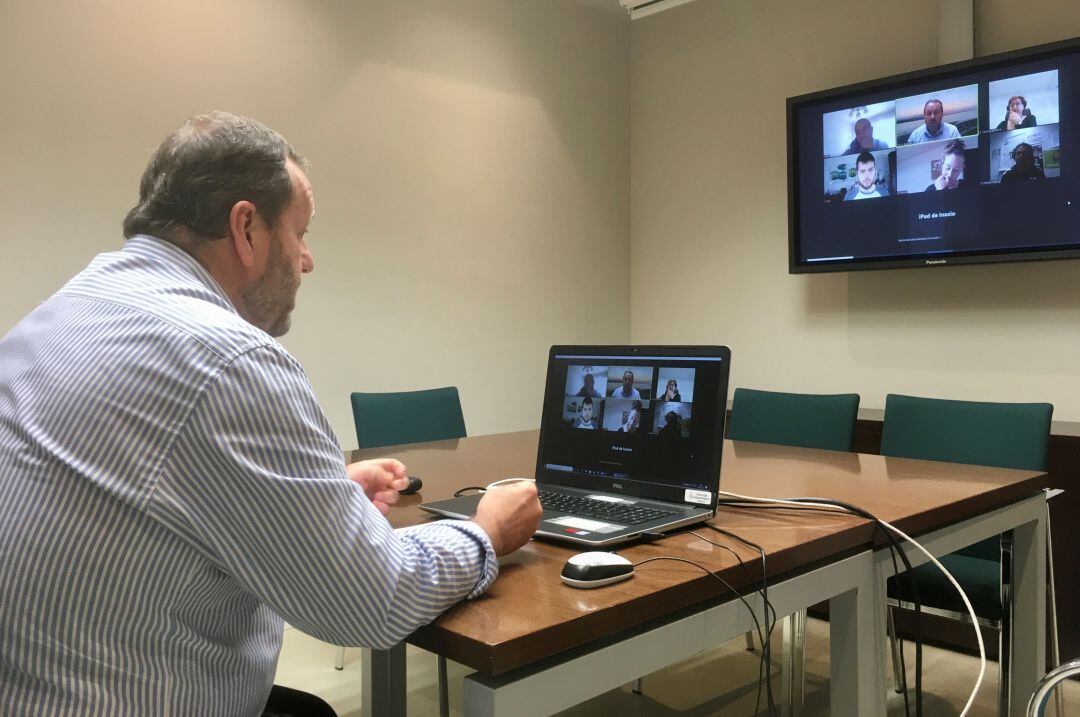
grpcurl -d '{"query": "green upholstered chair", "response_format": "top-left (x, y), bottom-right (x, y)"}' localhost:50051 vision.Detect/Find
top-left (724, 388), bottom-right (861, 713)
top-left (727, 388), bottom-right (861, 452)
top-left (880, 393), bottom-right (1055, 715)
top-left (350, 387), bottom-right (467, 449)
top-left (344, 387), bottom-right (468, 715)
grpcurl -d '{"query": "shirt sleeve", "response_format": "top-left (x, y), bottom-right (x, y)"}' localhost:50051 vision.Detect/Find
top-left (148, 344), bottom-right (498, 649)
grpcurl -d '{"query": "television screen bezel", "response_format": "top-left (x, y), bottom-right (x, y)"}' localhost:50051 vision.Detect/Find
top-left (788, 36), bottom-right (1080, 274)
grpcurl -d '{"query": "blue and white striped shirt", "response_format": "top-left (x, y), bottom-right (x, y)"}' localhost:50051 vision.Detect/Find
top-left (0, 235), bottom-right (497, 716)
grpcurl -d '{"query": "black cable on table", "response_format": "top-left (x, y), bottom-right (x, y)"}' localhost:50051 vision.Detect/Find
top-left (452, 486), bottom-right (486, 497)
top-left (691, 527), bottom-right (779, 717)
top-left (631, 555), bottom-right (779, 717)
top-left (716, 497), bottom-right (923, 717)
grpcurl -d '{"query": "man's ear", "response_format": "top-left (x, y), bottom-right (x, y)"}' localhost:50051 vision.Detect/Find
top-left (228, 201), bottom-right (258, 268)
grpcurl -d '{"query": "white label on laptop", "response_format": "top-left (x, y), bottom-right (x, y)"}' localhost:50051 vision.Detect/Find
top-left (549, 516), bottom-right (626, 533)
top-left (684, 489), bottom-right (712, 505)
top-left (587, 494), bottom-right (634, 504)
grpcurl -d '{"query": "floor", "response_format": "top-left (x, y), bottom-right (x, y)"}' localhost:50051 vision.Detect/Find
top-left (274, 618), bottom-right (1077, 716)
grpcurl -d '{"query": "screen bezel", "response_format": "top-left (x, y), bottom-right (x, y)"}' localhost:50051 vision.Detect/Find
top-left (534, 345), bottom-right (731, 508)
top-left (788, 36), bottom-right (1080, 274)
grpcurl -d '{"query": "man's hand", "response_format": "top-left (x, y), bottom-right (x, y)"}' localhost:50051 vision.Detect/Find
top-left (347, 459), bottom-right (409, 515)
top-left (471, 481), bottom-right (542, 556)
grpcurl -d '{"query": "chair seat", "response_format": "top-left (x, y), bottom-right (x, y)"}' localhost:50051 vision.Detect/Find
top-left (887, 552), bottom-right (1001, 622)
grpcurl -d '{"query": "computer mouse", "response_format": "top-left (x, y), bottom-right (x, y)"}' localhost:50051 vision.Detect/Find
top-left (560, 552), bottom-right (635, 589)
top-left (398, 476), bottom-right (423, 495)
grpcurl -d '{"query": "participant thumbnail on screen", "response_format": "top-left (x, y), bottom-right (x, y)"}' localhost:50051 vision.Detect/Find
top-left (896, 136), bottom-right (979, 194)
top-left (562, 396), bottom-right (604, 430)
top-left (822, 102), bottom-right (896, 158)
top-left (896, 85), bottom-right (978, 145)
top-left (989, 125), bottom-right (1061, 181)
top-left (989, 69), bottom-right (1059, 132)
top-left (652, 401), bottom-right (692, 439)
top-left (656, 367), bottom-right (696, 403)
top-left (824, 149), bottom-right (893, 202)
top-left (565, 365), bottom-right (608, 398)
top-left (601, 398), bottom-right (648, 434)
top-left (606, 366), bottom-right (654, 400)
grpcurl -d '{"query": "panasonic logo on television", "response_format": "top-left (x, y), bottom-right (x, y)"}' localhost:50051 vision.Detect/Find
top-left (925, 259), bottom-right (948, 265)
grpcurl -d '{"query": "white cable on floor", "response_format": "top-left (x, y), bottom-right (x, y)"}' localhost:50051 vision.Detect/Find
top-left (715, 490), bottom-right (987, 717)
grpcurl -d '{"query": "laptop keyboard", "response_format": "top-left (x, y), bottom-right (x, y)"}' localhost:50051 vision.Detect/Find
top-left (539, 490), bottom-right (675, 526)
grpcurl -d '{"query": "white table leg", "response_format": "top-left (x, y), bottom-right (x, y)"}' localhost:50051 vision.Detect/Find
top-left (1008, 513), bottom-right (1046, 716)
top-left (829, 563), bottom-right (886, 717)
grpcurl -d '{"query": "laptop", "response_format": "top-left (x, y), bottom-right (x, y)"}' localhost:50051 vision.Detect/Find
top-left (420, 345), bottom-right (731, 546)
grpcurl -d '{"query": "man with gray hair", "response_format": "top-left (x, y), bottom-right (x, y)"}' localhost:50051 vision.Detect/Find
top-left (0, 111), bottom-right (541, 716)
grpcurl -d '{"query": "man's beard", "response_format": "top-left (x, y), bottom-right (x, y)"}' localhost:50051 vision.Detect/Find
top-left (243, 239), bottom-right (299, 337)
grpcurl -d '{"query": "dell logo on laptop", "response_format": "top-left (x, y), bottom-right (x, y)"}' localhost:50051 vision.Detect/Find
top-left (925, 259), bottom-right (947, 265)
top-left (612, 483), bottom-right (623, 490)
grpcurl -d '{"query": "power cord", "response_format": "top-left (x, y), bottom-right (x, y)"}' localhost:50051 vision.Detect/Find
top-left (716, 491), bottom-right (987, 717)
top-left (715, 496), bottom-right (918, 717)
top-left (631, 554), bottom-right (779, 717)
top-left (691, 527), bottom-right (779, 717)
top-left (458, 481), bottom-right (960, 714)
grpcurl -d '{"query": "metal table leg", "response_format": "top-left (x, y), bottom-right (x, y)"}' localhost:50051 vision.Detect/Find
top-left (1008, 514), bottom-right (1047, 716)
top-left (361, 642), bottom-right (406, 717)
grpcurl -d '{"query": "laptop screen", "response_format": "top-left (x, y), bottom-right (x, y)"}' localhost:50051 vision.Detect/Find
top-left (535, 346), bottom-right (730, 508)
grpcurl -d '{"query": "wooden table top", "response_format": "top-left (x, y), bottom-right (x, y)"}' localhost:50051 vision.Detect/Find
top-left (349, 430), bottom-right (1047, 675)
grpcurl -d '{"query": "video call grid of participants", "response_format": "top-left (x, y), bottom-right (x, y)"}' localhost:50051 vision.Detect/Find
top-left (822, 69), bottom-right (1061, 202)
top-left (562, 365), bottom-right (695, 439)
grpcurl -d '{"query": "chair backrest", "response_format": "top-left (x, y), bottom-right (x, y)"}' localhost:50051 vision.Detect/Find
top-left (726, 388), bottom-right (861, 452)
top-left (880, 393), bottom-right (1052, 472)
top-left (880, 393), bottom-right (1052, 562)
top-left (350, 387), bottom-right (467, 450)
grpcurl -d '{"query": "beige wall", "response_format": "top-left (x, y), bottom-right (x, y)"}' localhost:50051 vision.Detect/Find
top-left (631, 0), bottom-right (1080, 421)
top-left (9, 0), bottom-right (1080, 444)
top-left (0, 0), bottom-right (631, 445)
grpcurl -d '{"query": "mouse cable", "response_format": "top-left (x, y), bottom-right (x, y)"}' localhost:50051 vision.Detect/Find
top-left (714, 498), bottom-right (915, 717)
top-left (689, 528), bottom-right (779, 717)
top-left (631, 555), bottom-right (779, 717)
top-left (717, 492), bottom-right (986, 717)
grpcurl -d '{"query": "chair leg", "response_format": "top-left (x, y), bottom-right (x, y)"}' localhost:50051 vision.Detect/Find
top-left (334, 645), bottom-right (345, 671)
top-left (887, 605), bottom-right (905, 694)
top-left (745, 630), bottom-right (756, 651)
top-left (781, 610), bottom-right (806, 717)
top-left (999, 530), bottom-right (1015, 717)
top-left (631, 677), bottom-right (643, 695)
top-left (438, 655), bottom-right (449, 717)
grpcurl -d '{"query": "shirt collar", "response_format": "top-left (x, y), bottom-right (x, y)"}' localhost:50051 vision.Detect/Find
top-left (124, 234), bottom-right (239, 315)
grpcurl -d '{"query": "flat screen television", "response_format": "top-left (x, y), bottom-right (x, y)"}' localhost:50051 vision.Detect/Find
top-left (788, 37), bottom-right (1080, 273)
